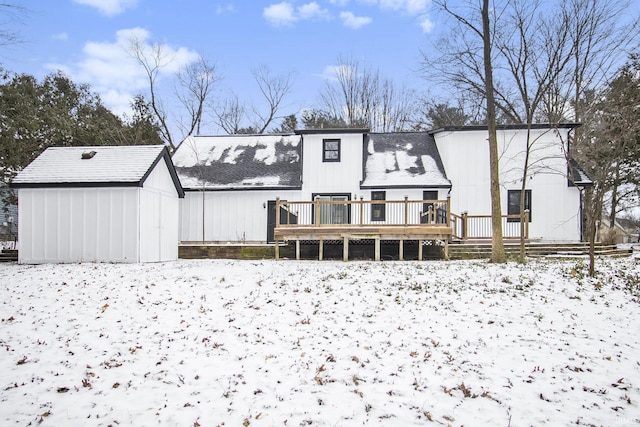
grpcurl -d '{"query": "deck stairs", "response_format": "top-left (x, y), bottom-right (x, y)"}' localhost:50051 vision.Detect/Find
top-left (0, 249), bottom-right (18, 262)
top-left (449, 242), bottom-right (633, 260)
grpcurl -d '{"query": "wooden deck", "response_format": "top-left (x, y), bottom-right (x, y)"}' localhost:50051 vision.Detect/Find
top-left (273, 197), bottom-right (453, 261)
top-left (271, 197), bottom-right (535, 261)
top-left (274, 225), bottom-right (452, 261)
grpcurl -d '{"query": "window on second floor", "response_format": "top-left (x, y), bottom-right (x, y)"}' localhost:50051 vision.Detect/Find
top-left (323, 139), bottom-right (341, 162)
top-left (507, 189), bottom-right (532, 222)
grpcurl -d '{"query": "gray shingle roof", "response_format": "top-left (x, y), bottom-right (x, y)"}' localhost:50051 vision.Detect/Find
top-left (568, 158), bottom-right (593, 187)
top-left (361, 133), bottom-right (451, 188)
top-left (173, 135), bottom-right (302, 190)
top-left (11, 145), bottom-right (184, 197)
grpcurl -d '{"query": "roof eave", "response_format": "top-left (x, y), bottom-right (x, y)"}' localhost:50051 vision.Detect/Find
top-left (295, 128), bottom-right (370, 135)
top-left (428, 123), bottom-right (582, 135)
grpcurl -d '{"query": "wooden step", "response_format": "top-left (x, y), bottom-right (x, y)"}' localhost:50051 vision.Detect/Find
top-left (0, 249), bottom-right (18, 262)
top-left (449, 242), bottom-right (632, 260)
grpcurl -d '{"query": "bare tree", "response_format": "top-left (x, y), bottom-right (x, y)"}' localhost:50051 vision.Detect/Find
top-left (318, 55), bottom-right (416, 132)
top-left (558, 0), bottom-right (639, 275)
top-left (426, 0), bottom-right (506, 262)
top-left (0, 3), bottom-right (28, 48)
top-left (251, 65), bottom-right (295, 134)
top-left (481, 0), bottom-right (506, 263)
top-left (489, 0), bottom-right (576, 261)
top-left (128, 35), bottom-right (175, 150)
top-left (213, 94), bottom-right (247, 134)
top-left (127, 34), bottom-right (220, 151)
top-left (176, 57), bottom-right (220, 137)
top-left (212, 66), bottom-right (294, 134)
top-left (424, 0), bottom-right (639, 267)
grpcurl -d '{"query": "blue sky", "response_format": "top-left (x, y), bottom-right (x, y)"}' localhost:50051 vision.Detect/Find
top-left (1, 0), bottom-right (437, 132)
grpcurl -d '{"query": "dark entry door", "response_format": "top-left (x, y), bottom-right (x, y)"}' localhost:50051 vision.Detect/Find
top-left (267, 200), bottom-right (297, 243)
top-left (267, 200), bottom-right (277, 243)
top-left (421, 190), bottom-right (439, 224)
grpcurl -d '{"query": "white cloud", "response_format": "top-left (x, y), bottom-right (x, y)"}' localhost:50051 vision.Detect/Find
top-left (329, 0), bottom-right (350, 5)
top-left (73, 0), bottom-right (138, 16)
top-left (340, 11), bottom-right (372, 29)
top-left (298, 2), bottom-right (330, 20)
top-left (216, 4), bottom-right (235, 14)
top-left (263, 2), bottom-right (297, 27)
top-left (263, 2), bottom-right (330, 27)
top-left (52, 32), bottom-right (68, 41)
top-left (358, 0), bottom-right (429, 15)
top-left (47, 27), bottom-right (199, 116)
top-left (320, 64), bottom-right (357, 82)
top-left (420, 16), bottom-right (434, 33)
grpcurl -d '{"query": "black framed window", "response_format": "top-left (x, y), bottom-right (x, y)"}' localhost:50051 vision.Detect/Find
top-left (371, 191), bottom-right (386, 221)
top-left (323, 139), bottom-right (341, 162)
top-left (507, 189), bottom-right (532, 222)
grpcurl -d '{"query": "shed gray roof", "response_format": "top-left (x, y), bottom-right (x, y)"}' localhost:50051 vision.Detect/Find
top-left (173, 135), bottom-right (302, 190)
top-left (361, 133), bottom-right (451, 188)
top-left (11, 145), bottom-right (184, 197)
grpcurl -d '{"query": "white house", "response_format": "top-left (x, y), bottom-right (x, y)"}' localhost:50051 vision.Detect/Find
top-left (11, 145), bottom-right (184, 264)
top-left (434, 124), bottom-right (592, 241)
top-left (172, 124), bottom-right (592, 245)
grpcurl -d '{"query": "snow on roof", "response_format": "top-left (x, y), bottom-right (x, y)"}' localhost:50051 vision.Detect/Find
top-left (173, 134), bottom-right (302, 189)
top-left (11, 145), bottom-right (171, 187)
top-left (361, 133), bottom-right (451, 188)
top-left (568, 158), bottom-right (593, 187)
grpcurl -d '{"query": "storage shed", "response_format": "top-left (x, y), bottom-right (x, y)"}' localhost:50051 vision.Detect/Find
top-left (11, 145), bottom-right (184, 264)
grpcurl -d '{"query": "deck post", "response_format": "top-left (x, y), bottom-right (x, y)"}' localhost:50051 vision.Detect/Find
top-left (319, 238), bottom-right (324, 261)
top-left (343, 236), bottom-right (349, 261)
top-left (446, 196), bottom-right (451, 227)
top-left (462, 211), bottom-right (468, 240)
top-left (404, 196), bottom-right (409, 226)
top-left (399, 239), bottom-right (404, 261)
top-left (314, 196), bottom-right (321, 226)
top-left (444, 239), bottom-right (450, 260)
top-left (274, 197), bottom-right (281, 260)
top-left (418, 239), bottom-right (423, 261)
top-left (525, 210), bottom-right (530, 239)
top-left (374, 237), bottom-right (380, 261)
top-left (296, 239), bottom-right (300, 260)
top-left (359, 196), bottom-right (364, 225)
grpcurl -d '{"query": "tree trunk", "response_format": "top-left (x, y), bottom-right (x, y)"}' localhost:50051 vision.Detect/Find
top-left (609, 165), bottom-right (620, 227)
top-left (482, 0), bottom-right (505, 263)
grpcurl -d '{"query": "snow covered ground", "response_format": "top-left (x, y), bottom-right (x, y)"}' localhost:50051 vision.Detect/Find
top-left (1, 257), bottom-right (639, 426)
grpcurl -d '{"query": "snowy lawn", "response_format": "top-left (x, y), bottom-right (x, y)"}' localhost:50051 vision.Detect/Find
top-left (1, 257), bottom-right (639, 426)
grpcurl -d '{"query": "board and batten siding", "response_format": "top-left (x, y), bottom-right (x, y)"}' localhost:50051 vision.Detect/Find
top-left (179, 189), bottom-right (302, 242)
top-left (301, 132), bottom-right (364, 199)
top-left (434, 127), bottom-right (582, 241)
top-left (18, 187), bottom-right (140, 263)
top-left (139, 158), bottom-right (180, 262)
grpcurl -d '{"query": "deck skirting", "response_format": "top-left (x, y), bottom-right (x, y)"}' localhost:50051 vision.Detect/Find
top-left (274, 225), bottom-right (452, 261)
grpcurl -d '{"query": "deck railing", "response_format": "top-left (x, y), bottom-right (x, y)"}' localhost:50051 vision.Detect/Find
top-left (276, 196), bottom-right (451, 228)
top-left (277, 197), bottom-right (529, 241)
top-left (450, 211), bottom-right (530, 240)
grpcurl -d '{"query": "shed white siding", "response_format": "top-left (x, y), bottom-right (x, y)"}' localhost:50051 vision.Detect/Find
top-left (13, 145), bottom-right (183, 263)
top-left (18, 187), bottom-right (140, 263)
top-left (435, 127), bottom-right (582, 241)
top-left (139, 159), bottom-right (181, 262)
